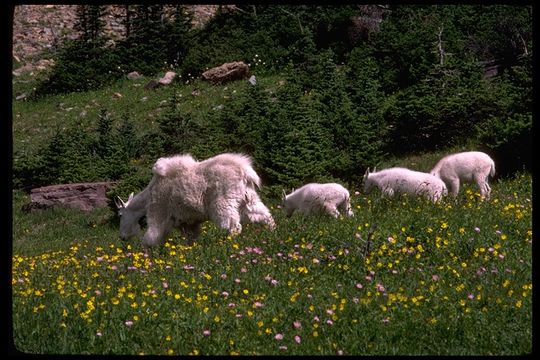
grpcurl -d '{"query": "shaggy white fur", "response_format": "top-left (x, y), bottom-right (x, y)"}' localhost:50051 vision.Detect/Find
top-left (363, 167), bottom-right (447, 203)
top-left (430, 151), bottom-right (495, 198)
top-left (282, 183), bottom-right (354, 218)
top-left (116, 153), bottom-right (275, 247)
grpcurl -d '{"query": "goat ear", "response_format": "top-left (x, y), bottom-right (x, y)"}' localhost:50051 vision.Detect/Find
top-left (128, 192), bottom-right (134, 202)
top-left (373, 166), bottom-right (377, 173)
top-left (281, 189), bottom-right (287, 201)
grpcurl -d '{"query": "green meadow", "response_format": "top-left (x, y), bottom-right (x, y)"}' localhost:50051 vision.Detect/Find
top-left (12, 172), bottom-right (532, 355)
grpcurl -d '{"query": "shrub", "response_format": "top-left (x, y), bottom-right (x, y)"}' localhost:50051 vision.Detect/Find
top-left (12, 110), bottom-right (139, 190)
top-left (477, 113), bottom-right (532, 177)
top-left (33, 40), bottom-right (124, 96)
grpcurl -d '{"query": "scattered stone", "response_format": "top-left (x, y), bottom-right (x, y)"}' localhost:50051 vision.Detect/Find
top-left (113, 92), bottom-right (123, 99)
top-left (127, 71), bottom-right (142, 80)
top-left (15, 93), bottom-right (27, 101)
top-left (158, 71), bottom-right (177, 85)
top-left (248, 75), bottom-right (257, 86)
top-left (144, 80), bottom-right (160, 90)
top-left (191, 89), bottom-right (201, 96)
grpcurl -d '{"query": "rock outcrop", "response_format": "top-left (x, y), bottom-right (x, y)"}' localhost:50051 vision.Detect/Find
top-left (201, 61), bottom-right (250, 85)
top-left (23, 181), bottom-right (116, 212)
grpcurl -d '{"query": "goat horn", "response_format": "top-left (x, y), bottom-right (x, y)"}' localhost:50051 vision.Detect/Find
top-left (115, 196), bottom-right (126, 208)
top-left (364, 167), bottom-right (370, 178)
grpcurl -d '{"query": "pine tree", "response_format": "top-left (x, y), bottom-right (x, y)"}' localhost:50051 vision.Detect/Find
top-left (75, 5), bottom-right (106, 45)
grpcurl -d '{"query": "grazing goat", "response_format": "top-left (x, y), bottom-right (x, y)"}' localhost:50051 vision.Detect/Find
top-left (282, 183), bottom-right (354, 218)
top-left (116, 153), bottom-right (275, 248)
top-left (363, 167), bottom-right (447, 203)
top-left (430, 151), bottom-right (495, 198)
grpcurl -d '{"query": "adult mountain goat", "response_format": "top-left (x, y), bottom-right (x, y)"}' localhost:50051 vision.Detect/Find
top-left (116, 153), bottom-right (275, 248)
top-left (282, 183), bottom-right (354, 218)
top-left (363, 167), bottom-right (447, 203)
top-left (430, 151), bottom-right (495, 198)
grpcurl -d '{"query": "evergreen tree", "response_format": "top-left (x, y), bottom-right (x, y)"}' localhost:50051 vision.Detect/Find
top-left (75, 5), bottom-right (106, 45)
top-left (261, 99), bottom-right (334, 187)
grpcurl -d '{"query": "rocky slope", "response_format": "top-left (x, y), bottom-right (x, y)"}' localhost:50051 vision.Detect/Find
top-left (12, 5), bottom-right (223, 76)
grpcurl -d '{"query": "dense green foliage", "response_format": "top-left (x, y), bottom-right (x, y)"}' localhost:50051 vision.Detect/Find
top-left (13, 109), bottom-right (138, 190)
top-left (15, 5), bottom-right (531, 191)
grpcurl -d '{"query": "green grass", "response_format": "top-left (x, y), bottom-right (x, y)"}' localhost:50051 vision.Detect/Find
top-left (11, 172), bottom-right (532, 355)
top-left (12, 73), bottom-right (283, 157)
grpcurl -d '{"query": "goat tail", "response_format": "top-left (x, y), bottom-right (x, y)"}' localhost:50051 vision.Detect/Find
top-left (244, 166), bottom-right (262, 189)
top-left (490, 161), bottom-right (496, 178)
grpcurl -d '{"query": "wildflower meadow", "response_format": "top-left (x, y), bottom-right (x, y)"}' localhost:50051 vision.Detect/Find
top-left (12, 173), bottom-right (532, 355)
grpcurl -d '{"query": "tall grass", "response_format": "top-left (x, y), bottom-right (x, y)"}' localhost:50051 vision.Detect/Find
top-left (11, 173), bottom-right (532, 355)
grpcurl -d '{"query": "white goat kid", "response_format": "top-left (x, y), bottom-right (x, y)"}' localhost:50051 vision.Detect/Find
top-left (430, 151), bottom-right (495, 198)
top-left (116, 153), bottom-right (275, 248)
top-left (282, 183), bottom-right (354, 218)
top-left (363, 167), bottom-right (447, 203)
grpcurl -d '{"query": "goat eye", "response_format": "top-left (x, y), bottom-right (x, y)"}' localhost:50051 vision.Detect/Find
top-left (138, 216), bottom-right (147, 227)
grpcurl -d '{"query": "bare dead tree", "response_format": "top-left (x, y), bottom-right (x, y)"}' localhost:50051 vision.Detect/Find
top-left (437, 26), bottom-right (445, 66)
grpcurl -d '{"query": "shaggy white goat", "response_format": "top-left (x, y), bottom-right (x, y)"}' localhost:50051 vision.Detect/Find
top-left (363, 167), bottom-right (448, 203)
top-left (430, 151), bottom-right (495, 198)
top-left (116, 153), bottom-right (276, 248)
top-left (282, 183), bottom-right (354, 218)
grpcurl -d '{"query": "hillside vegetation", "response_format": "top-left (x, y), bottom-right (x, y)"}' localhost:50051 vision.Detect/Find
top-left (11, 4), bottom-right (532, 356)
top-left (13, 5), bottom-right (532, 195)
